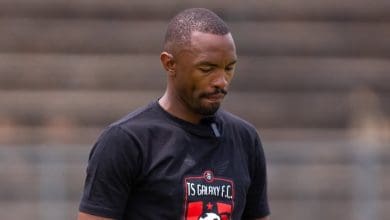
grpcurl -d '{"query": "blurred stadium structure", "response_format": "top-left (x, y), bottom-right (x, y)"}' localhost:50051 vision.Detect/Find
top-left (0, 0), bottom-right (389, 219)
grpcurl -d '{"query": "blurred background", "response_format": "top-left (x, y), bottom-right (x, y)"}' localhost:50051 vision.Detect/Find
top-left (0, 0), bottom-right (389, 219)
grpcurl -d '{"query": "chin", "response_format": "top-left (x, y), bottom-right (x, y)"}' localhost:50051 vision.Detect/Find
top-left (197, 103), bottom-right (220, 116)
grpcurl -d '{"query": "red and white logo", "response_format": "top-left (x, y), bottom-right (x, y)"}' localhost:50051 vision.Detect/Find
top-left (184, 170), bottom-right (234, 220)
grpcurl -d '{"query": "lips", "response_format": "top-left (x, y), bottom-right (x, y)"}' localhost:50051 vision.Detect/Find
top-left (205, 93), bottom-right (225, 102)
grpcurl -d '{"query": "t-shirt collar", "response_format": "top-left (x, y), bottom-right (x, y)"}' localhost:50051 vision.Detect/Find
top-left (153, 100), bottom-right (223, 138)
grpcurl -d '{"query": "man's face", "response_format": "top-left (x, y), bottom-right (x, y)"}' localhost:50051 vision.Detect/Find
top-left (172, 31), bottom-right (237, 116)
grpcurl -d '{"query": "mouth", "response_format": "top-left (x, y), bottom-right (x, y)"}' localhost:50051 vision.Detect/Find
top-left (204, 93), bottom-right (225, 102)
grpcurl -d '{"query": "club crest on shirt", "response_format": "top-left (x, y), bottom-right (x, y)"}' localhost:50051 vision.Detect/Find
top-left (184, 170), bottom-right (234, 220)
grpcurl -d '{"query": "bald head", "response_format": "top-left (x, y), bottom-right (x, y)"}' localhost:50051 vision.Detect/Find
top-left (163, 8), bottom-right (230, 54)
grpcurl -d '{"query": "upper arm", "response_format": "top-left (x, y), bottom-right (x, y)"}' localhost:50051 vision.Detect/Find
top-left (77, 212), bottom-right (113, 220)
top-left (79, 126), bottom-right (141, 219)
top-left (242, 134), bottom-right (270, 218)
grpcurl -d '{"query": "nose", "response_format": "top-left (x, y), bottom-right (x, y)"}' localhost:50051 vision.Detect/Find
top-left (212, 70), bottom-right (229, 89)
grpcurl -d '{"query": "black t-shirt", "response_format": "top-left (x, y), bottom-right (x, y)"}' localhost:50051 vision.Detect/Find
top-left (79, 101), bottom-right (270, 219)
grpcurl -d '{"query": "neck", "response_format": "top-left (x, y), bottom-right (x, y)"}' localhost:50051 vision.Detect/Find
top-left (158, 92), bottom-right (203, 124)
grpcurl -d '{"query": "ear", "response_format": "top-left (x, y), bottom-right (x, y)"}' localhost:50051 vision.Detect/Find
top-left (160, 52), bottom-right (176, 76)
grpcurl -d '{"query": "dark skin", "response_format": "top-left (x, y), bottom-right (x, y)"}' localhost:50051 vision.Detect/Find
top-left (78, 31), bottom-right (269, 220)
top-left (159, 31), bottom-right (237, 124)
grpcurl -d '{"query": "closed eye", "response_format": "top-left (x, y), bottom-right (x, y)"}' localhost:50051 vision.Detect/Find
top-left (225, 66), bottom-right (234, 71)
top-left (199, 66), bottom-right (214, 73)
top-left (225, 64), bottom-right (236, 72)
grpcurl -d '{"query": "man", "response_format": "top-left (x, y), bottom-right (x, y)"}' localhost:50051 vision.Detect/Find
top-left (78, 8), bottom-right (270, 220)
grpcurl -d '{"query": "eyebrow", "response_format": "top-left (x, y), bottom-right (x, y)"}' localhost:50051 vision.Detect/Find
top-left (196, 60), bottom-right (237, 67)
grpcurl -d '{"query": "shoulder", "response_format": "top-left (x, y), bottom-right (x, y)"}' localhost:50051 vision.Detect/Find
top-left (103, 101), bottom-right (169, 137)
top-left (91, 102), bottom-right (159, 153)
top-left (218, 109), bottom-right (259, 137)
top-left (218, 109), bottom-right (264, 159)
top-left (96, 101), bottom-right (178, 148)
top-left (111, 101), bottom-right (158, 128)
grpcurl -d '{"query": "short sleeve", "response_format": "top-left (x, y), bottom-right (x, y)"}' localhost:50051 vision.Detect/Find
top-left (79, 126), bottom-right (141, 219)
top-left (242, 134), bottom-right (270, 219)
